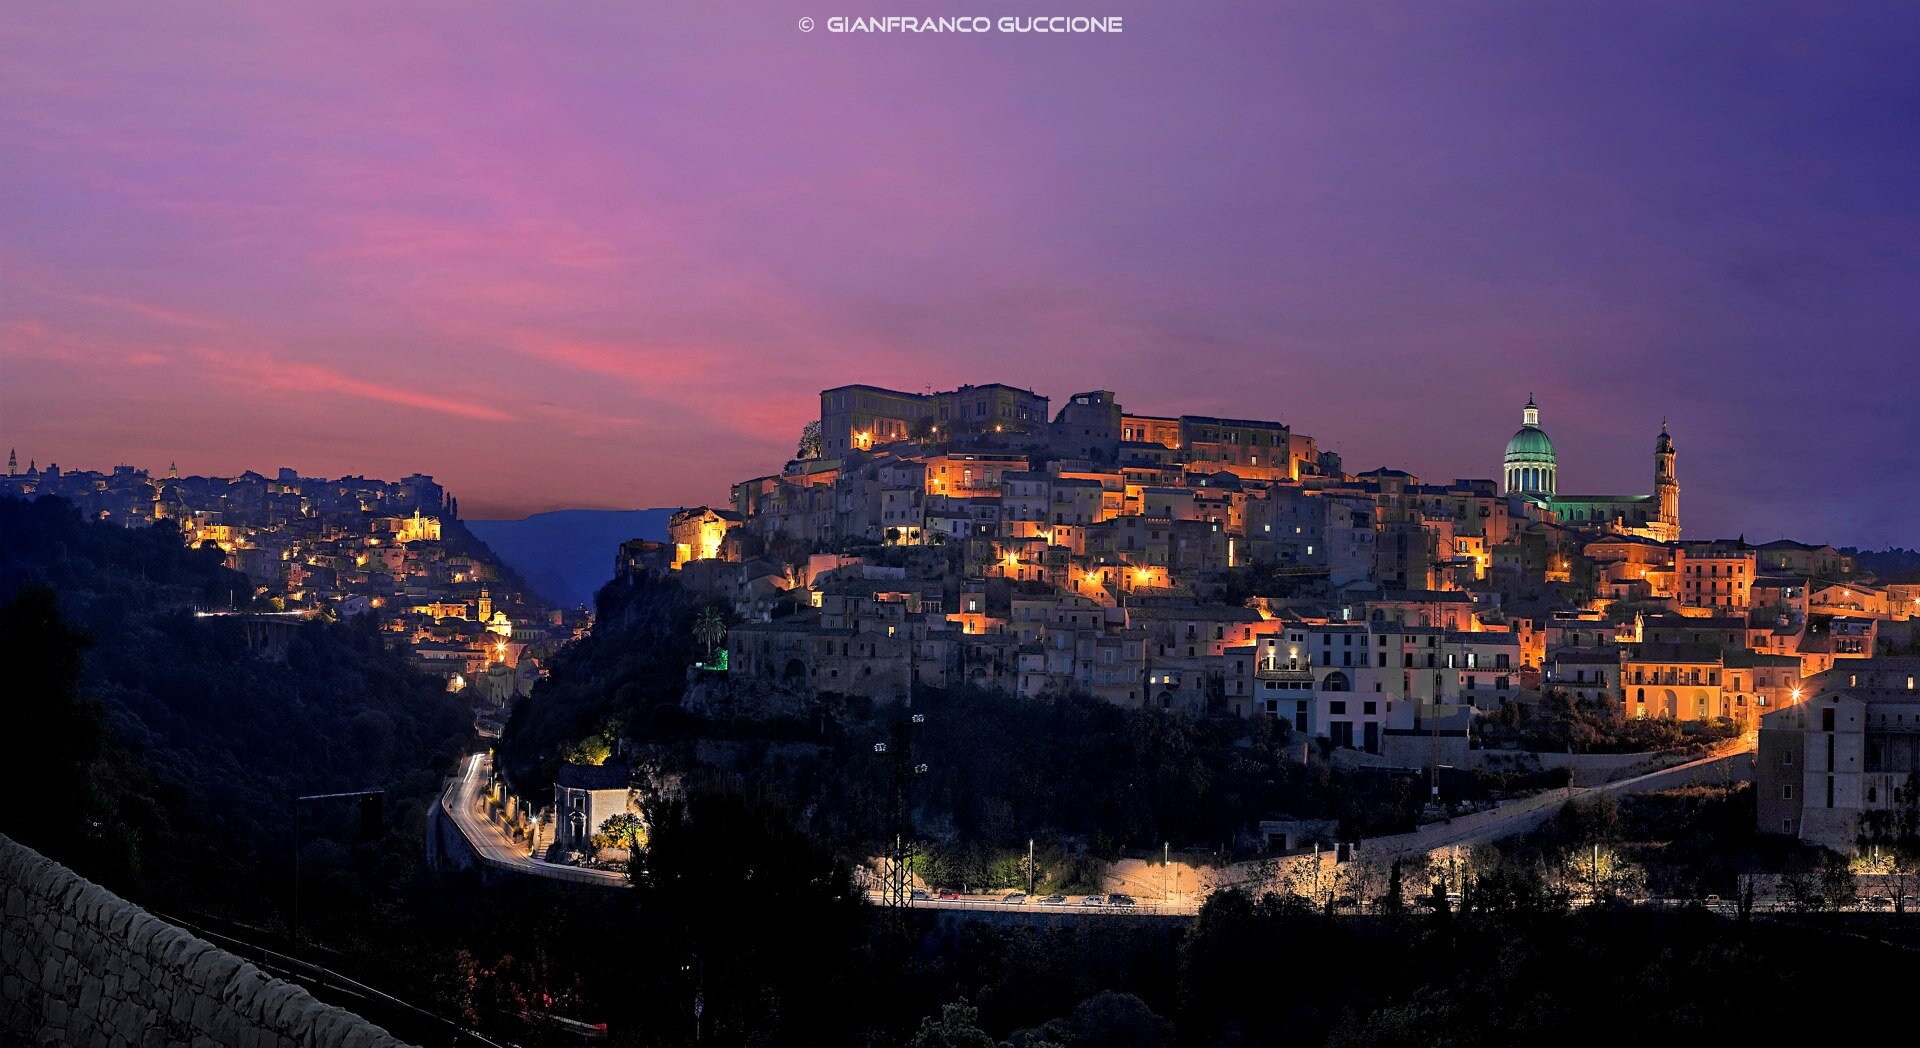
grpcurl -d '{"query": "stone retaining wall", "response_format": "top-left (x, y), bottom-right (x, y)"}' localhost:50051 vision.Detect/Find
top-left (0, 833), bottom-right (413, 1048)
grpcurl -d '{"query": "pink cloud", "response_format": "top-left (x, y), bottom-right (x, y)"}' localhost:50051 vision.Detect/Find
top-left (191, 348), bottom-right (514, 422)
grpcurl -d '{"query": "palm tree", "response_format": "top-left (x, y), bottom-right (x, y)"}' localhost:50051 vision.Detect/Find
top-left (694, 605), bottom-right (726, 659)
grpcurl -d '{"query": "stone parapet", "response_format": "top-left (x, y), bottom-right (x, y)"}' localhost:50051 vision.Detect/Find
top-left (0, 833), bottom-right (414, 1048)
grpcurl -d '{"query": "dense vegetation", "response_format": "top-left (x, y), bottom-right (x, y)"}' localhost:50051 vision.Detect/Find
top-left (1490, 784), bottom-right (1830, 904)
top-left (0, 495), bottom-right (468, 930)
top-left (498, 569), bottom-right (706, 790)
top-left (1480, 690), bottom-right (1741, 754)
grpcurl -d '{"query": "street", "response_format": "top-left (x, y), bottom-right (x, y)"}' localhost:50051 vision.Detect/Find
top-left (443, 752), bottom-right (630, 888)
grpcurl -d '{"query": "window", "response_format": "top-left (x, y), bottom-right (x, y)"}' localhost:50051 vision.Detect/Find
top-left (1782, 785), bottom-right (1793, 800)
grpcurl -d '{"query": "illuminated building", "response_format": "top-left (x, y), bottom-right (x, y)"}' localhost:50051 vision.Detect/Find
top-left (1757, 657), bottom-right (1920, 847)
top-left (1500, 396), bottom-right (1680, 542)
top-left (1675, 539), bottom-right (1757, 612)
top-left (668, 506), bottom-right (742, 569)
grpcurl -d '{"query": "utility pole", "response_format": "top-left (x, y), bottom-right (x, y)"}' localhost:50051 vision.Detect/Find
top-left (1028, 838), bottom-right (1036, 896)
top-left (878, 711), bottom-right (926, 912)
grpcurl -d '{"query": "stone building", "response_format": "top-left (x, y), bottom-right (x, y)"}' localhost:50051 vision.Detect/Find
top-left (1757, 657), bottom-right (1920, 848)
top-left (551, 762), bottom-right (634, 853)
top-left (668, 506), bottom-right (742, 569)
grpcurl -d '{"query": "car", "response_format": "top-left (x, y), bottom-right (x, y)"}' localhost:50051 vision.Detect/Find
top-left (1080, 895), bottom-right (1106, 906)
top-left (1108, 893), bottom-right (1138, 907)
top-left (1002, 891), bottom-right (1027, 904)
top-left (937, 889), bottom-right (961, 900)
top-left (1039, 894), bottom-right (1068, 906)
top-left (910, 889), bottom-right (931, 902)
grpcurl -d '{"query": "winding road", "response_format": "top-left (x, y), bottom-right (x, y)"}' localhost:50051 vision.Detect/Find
top-left (1361, 742), bottom-right (1756, 863)
top-left (443, 752), bottom-right (630, 888)
top-left (437, 743), bottom-right (1754, 908)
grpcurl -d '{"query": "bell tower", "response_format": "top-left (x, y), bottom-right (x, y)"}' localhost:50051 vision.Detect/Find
top-left (1654, 421), bottom-right (1679, 540)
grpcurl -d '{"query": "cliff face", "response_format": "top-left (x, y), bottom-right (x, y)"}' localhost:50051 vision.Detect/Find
top-left (0, 834), bottom-right (412, 1048)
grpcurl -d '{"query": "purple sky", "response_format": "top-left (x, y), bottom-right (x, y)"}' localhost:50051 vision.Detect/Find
top-left (3, 2), bottom-right (1917, 544)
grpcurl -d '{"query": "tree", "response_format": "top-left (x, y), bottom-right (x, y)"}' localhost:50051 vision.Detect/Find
top-left (1819, 850), bottom-right (1859, 911)
top-left (795, 420), bottom-right (823, 460)
top-left (630, 788), bottom-right (870, 1045)
top-left (0, 586), bottom-right (106, 853)
top-left (908, 1001), bottom-right (1000, 1048)
top-left (693, 605), bottom-right (726, 659)
top-left (1046, 992), bottom-right (1173, 1048)
top-left (1779, 867), bottom-right (1825, 913)
top-left (592, 812), bottom-right (646, 851)
top-left (1383, 858), bottom-right (1406, 917)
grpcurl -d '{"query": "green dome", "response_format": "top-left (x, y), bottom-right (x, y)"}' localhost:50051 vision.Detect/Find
top-left (1504, 425), bottom-right (1556, 463)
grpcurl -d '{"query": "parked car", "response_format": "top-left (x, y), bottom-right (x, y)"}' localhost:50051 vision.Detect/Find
top-left (1108, 894), bottom-right (1138, 907)
top-left (937, 889), bottom-right (962, 900)
top-left (1039, 894), bottom-right (1068, 906)
top-left (910, 889), bottom-right (931, 902)
top-left (1002, 891), bottom-right (1027, 904)
top-left (1080, 895), bottom-right (1106, 906)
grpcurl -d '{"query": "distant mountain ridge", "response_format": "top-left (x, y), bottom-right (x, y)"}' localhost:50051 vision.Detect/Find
top-left (467, 508), bottom-right (673, 608)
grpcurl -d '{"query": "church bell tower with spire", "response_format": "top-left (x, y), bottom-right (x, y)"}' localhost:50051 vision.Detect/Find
top-left (1653, 421), bottom-right (1680, 541)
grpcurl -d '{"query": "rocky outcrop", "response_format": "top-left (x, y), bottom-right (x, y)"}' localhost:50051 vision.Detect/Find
top-left (0, 833), bottom-right (413, 1048)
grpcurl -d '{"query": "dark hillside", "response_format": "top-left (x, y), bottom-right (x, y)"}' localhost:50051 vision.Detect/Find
top-left (0, 495), bottom-right (469, 921)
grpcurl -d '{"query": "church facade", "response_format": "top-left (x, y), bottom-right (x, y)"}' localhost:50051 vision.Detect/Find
top-left (1501, 395), bottom-right (1680, 543)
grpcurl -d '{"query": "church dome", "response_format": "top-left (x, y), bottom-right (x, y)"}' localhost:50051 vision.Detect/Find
top-left (1502, 394), bottom-right (1557, 496)
top-left (1505, 425), bottom-right (1556, 463)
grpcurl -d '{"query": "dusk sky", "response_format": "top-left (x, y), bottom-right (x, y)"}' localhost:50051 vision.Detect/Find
top-left (3, 2), bottom-right (1917, 544)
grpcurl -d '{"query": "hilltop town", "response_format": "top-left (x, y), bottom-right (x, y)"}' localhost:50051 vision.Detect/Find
top-left (0, 454), bottom-right (580, 705)
top-left (634, 382), bottom-right (1920, 849)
